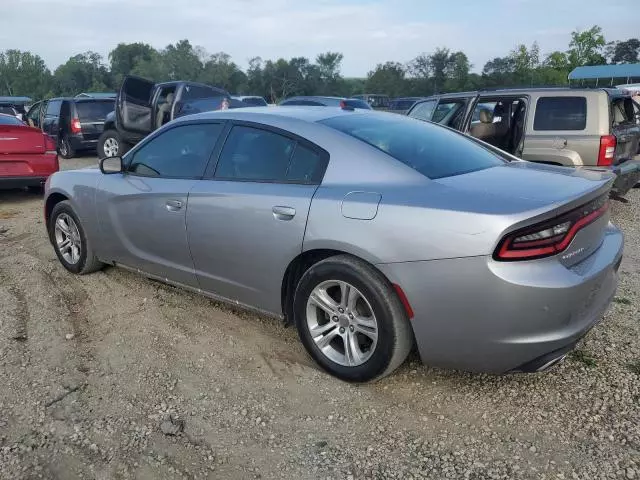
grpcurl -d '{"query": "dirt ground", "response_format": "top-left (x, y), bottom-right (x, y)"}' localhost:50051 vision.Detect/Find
top-left (0, 157), bottom-right (639, 480)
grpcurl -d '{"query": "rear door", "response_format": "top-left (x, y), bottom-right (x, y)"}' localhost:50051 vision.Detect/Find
top-left (187, 122), bottom-right (328, 315)
top-left (75, 100), bottom-right (115, 141)
top-left (610, 96), bottom-right (640, 162)
top-left (117, 76), bottom-right (154, 135)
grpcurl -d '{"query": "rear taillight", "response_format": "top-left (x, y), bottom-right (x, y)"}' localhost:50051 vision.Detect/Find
top-left (44, 134), bottom-right (57, 154)
top-left (71, 117), bottom-right (82, 134)
top-left (494, 195), bottom-right (609, 261)
top-left (598, 135), bottom-right (616, 166)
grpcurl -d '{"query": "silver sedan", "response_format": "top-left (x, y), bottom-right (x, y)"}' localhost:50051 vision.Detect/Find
top-left (44, 107), bottom-right (623, 382)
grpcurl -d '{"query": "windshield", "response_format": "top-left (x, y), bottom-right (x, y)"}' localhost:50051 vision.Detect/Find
top-left (241, 97), bottom-right (268, 106)
top-left (0, 115), bottom-right (24, 125)
top-left (321, 114), bottom-right (505, 179)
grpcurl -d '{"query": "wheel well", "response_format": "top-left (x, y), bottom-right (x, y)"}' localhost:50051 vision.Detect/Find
top-left (45, 193), bottom-right (69, 224)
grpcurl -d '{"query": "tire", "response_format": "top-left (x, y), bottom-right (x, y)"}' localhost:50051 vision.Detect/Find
top-left (48, 201), bottom-right (103, 275)
top-left (98, 130), bottom-right (129, 159)
top-left (58, 135), bottom-right (75, 159)
top-left (294, 254), bottom-right (413, 382)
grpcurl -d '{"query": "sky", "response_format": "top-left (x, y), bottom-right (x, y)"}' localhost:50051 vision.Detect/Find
top-left (1, 0), bottom-right (637, 77)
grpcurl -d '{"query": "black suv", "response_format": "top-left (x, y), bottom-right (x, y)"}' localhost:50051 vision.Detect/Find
top-left (98, 76), bottom-right (231, 158)
top-left (36, 97), bottom-right (115, 159)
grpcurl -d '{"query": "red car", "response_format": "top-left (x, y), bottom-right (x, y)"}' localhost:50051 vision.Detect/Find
top-left (0, 114), bottom-right (58, 189)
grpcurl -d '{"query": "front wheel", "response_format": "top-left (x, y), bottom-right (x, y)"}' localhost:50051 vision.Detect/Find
top-left (98, 130), bottom-right (129, 159)
top-left (294, 255), bottom-right (413, 382)
top-left (48, 201), bottom-right (103, 275)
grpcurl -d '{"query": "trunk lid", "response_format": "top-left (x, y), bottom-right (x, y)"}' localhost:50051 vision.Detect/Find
top-left (0, 125), bottom-right (46, 154)
top-left (75, 100), bottom-right (114, 141)
top-left (436, 161), bottom-right (614, 266)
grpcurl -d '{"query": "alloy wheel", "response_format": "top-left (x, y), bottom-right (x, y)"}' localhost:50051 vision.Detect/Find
top-left (306, 280), bottom-right (378, 367)
top-left (103, 137), bottom-right (119, 157)
top-left (54, 213), bottom-right (82, 265)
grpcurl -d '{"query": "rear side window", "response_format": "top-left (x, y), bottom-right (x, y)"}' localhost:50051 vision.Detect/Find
top-left (0, 106), bottom-right (16, 116)
top-left (128, 123), bottom-right (222, 178)
top-left (215, 125), bottom-right (325, 183)
top-left (75, 101), bottom-right (114, 121)
top-left (45, 100), bottom-right (62, 116)
top-left (534, 97), bottom-right (586, 131)
top-left (321, 114), bottom-right (505, 179)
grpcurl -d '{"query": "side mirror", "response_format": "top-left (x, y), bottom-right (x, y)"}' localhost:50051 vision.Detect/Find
top-left (100, 156), bottom-right (123, 174)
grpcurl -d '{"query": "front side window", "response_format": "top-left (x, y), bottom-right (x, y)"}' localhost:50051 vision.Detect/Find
top-left (215, 125), bottom-right (325, 183)
top-left (408, 100), bottom-right (438, 122)
top-left (127, 123), bottom-right (222, 178)
top-left (534, 96), bottom-right (587, 131)
top-left (322, 114), bottom-right (505, 180)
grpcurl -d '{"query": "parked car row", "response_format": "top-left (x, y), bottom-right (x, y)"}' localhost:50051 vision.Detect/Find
top-left (406, 87), bottom-right (640, 196)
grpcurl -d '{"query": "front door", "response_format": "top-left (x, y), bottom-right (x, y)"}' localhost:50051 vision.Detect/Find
top-left (117, 75), bottom-right (155, 135)
top-left (187, 122), bottom-right (328, 315)
top-left (95, 121), bottom-right (224, 287)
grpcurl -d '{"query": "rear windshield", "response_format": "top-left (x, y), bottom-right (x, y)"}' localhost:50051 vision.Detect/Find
top-left (368, 96), bottom-right (390, 108)
top-left (241, 97), bottom-right (268, 107)
top-left (321, 114), bottom-right (505, 179)
top-left (534, 96), bottom-right (587, 131)
top-left (343, 99), bottom-right (372, 110)
top-left (0, 115), bottom-right (23, 125)
top-left (75, 100), bottom-right (114, 121)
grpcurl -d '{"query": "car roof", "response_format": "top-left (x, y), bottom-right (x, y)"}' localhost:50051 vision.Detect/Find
top-left (0, 96), bottom-right (32, 105)
top-left (182, 105), bottom-right (374, 124)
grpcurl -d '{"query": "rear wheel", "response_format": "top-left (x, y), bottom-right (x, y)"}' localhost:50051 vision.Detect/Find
top-left (98, 130), bottom-right (129, 159)
top-left (294, 255), bottom-right (413, 382)
top-left (58, 136), bottom-right (75, 159)
top-left (48, 201), bottom-right (103, 275)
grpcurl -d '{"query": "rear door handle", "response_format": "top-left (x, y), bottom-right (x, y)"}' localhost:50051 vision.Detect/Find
top-left (272, 206), bottom-right (296, 220)
top-left (165, 199), bottom-right (183, 212)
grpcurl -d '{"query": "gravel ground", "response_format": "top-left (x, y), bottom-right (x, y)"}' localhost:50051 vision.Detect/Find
top-left (0, 157), bottom-right (639, 480)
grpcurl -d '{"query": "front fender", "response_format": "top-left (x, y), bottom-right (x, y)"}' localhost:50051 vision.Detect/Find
top-left (45, 172), bottom-right (102, 255)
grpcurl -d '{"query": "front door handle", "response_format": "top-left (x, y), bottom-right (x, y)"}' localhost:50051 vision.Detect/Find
top-left (165, 199), bottom-right (183, 212)
top-left (272, 206), bottom-right (296, 220)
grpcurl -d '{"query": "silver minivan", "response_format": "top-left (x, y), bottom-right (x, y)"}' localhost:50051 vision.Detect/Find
top-left (408, 88), bottom-right (640, 196)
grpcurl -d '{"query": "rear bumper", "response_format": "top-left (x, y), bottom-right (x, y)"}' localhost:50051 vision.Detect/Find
top-left (69, 135), bottom-right (98, 151)
top-left (0, 176), bottom-right (48, 189)
top-left (377, 224), bottom-right (623, 373)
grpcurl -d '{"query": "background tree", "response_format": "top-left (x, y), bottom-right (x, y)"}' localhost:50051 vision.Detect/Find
top-left (0, 50), bottom-right (52, 98)
top-left (162, 40), bottom-right (203, 81)
top-left (607, 38), bottom-right (640, 64)
top-left (366, 62), bottom-right (406, 97)
top-left (567, 25), bottom-right (606, 68)
top-left (109, 42), bottom-right (157, 85)
top-left (53, 51), bottom-right (111, 95)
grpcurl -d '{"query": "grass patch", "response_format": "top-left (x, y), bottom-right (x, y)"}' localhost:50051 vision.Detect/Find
top-left (613, 296), bottom-right (632, 306)
top-left (570, 349), bottom-right (597, 367)
top-left (627, 361), bottom-right (640, 376)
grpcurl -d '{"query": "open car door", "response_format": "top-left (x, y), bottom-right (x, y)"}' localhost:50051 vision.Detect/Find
top-left (117, 76), bottom-right (155, 135)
